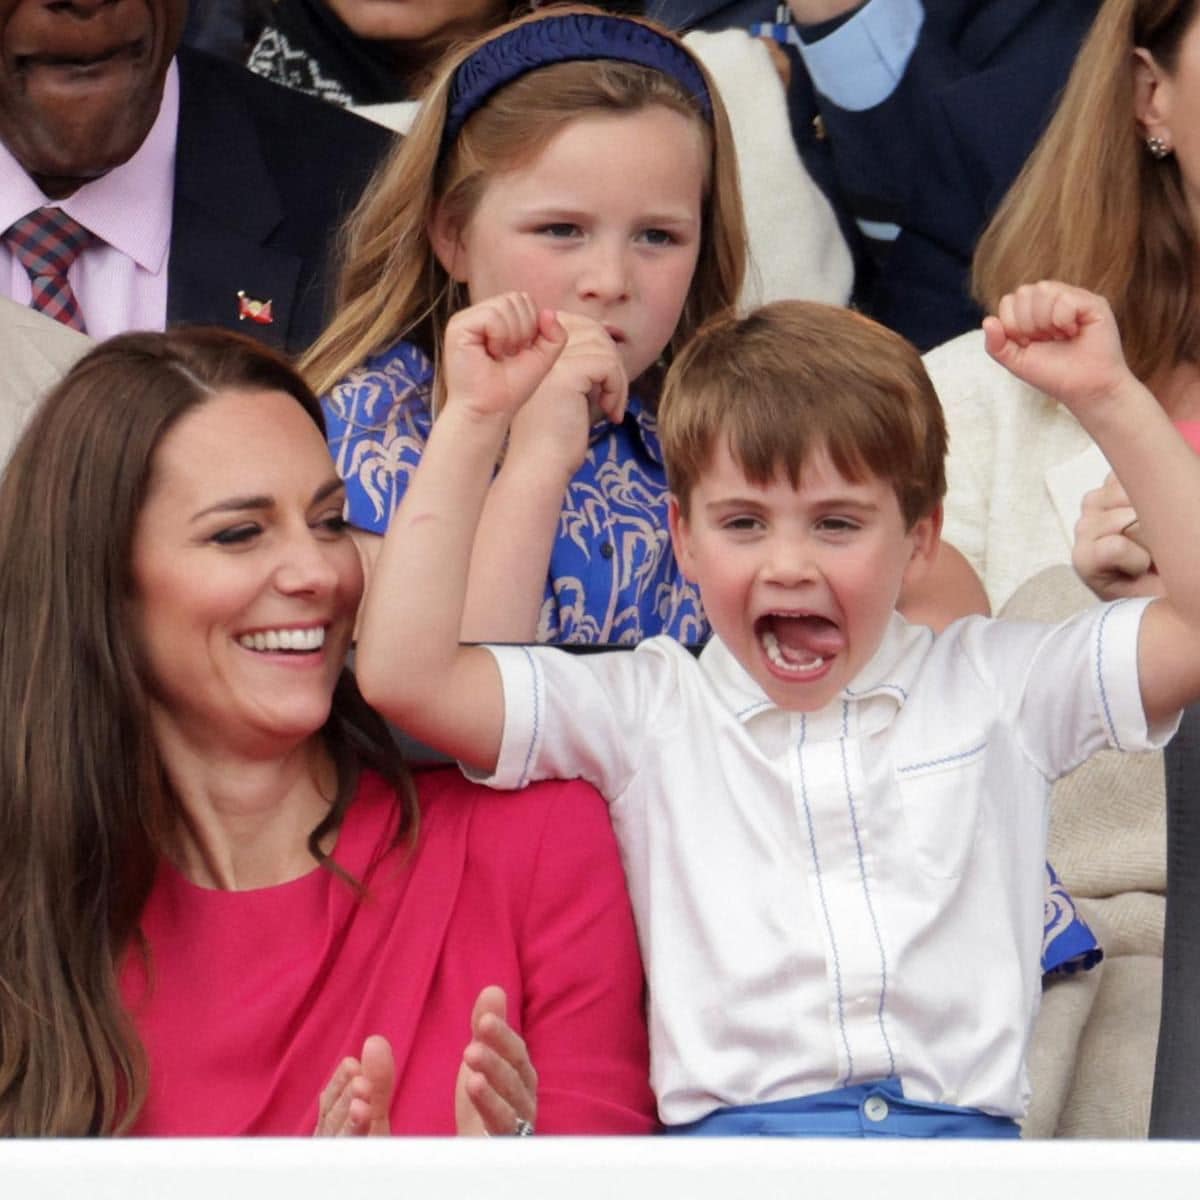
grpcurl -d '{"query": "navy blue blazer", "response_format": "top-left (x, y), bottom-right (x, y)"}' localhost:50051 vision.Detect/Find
top-left (168, 49), bottom-right (393, 355)
top-left (789, 0), bottom-right (1100, 350)
top-left (647, 0), bottom-right (776, 32)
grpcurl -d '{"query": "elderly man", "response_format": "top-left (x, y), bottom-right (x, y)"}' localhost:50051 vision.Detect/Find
top-left (0, 0), bottom-right (390, 352)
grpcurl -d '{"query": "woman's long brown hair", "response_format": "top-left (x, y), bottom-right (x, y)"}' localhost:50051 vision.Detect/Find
top-left (0, 328), bottom-right (415, 1134)
top-left (973, 0), bottom-right (1199, 380)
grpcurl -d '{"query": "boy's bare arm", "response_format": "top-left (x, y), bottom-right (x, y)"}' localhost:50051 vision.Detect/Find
top-left (355, 294), bottom-right (570, 774)
top-left (985, 282), bottom-right (1200, 726)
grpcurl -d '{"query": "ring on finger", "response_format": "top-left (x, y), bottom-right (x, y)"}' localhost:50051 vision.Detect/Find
top-left (513, 1116), bottom-right (535, 1137)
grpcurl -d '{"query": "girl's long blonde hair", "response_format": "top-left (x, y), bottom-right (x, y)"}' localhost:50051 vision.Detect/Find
top-left (973, 0), bottom-right (1199, 380)
top-left (302, 5), bottom-right (745, 401)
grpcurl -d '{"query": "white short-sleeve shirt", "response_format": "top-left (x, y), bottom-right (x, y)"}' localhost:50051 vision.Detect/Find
top-left (479, 601), bottom-right (1166, 1125)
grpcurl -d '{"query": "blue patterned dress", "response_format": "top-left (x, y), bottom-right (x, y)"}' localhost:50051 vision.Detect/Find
top-left (323, 339), bottom-right (708, 645)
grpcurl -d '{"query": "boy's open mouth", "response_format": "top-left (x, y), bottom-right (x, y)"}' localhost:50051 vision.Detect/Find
top-left (756, 612), bottom-right (844, 675)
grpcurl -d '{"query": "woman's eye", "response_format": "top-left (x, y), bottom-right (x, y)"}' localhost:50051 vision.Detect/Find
top-left (210, 524), bottom-right (261, 546)
top-left (316, 514), bottom-right (349, 536)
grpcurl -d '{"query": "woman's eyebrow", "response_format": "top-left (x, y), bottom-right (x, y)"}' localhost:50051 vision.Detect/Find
top-left (190, 495), bottom-right (273, 522)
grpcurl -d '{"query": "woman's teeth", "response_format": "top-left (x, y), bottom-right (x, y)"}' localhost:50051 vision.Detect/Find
top-left (237, 627), bottom-right (325, 652)
top-left (762, 629), bottom-right (825, 673)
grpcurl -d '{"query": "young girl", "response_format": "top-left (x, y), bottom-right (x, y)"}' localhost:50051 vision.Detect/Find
top-left (303, 4), bottom-right (746, 645)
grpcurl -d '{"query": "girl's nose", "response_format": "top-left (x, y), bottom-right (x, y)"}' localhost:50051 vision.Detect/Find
top-left (577, 242), bottom-right (631, 303)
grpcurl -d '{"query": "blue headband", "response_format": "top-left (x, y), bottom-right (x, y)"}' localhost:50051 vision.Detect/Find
top-left (442, 13), bottom-right (714, 148)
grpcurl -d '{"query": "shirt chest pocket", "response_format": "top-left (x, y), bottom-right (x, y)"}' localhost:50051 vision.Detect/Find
top-left (894, 739), bottom-right (987, 880)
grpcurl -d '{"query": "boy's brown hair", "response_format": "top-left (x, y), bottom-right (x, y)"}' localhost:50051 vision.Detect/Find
top-left (658, 300), bottom-right (947, 527)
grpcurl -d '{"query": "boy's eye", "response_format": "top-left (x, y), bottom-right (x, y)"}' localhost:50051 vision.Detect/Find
top-left (210, 523), bottom-right (261, 546)
top-left (815, 516), bottom-right (860, 534)
top-left (723, 515), bottom-right (764, 532)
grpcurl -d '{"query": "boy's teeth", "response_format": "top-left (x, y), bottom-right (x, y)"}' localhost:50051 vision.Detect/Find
top-left (238, 627), bottom-right (325, 653)
top-left (762, 629), bottom-right (825, 673)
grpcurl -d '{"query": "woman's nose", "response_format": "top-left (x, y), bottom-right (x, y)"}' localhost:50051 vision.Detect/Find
top-left (273, 533), bottom-right (342, 596)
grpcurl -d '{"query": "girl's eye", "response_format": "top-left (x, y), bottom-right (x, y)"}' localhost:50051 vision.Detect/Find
top-left (539, 223), bottom-right (581, 239)
top-left (210, 523), bottom-right (261, 546)
top-left (640, 228), bottom-right (676, 247)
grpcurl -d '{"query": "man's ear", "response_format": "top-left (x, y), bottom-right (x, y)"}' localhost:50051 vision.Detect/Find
top-left (902, 503), bottom-right (943, 587)
top-left (1133, 46), bottom-right (1173, 145)
top-left (428, 202), bottom-right (467, 282)
top-left (667, 494), bottom-right (699, 583)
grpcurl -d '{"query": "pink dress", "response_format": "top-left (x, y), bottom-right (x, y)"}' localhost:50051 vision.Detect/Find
top-left (121, 768), bottom-right (657, 1135)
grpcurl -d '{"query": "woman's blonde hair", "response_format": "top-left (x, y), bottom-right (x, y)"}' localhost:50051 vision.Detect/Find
top-left (302, 4), bottom-right (745, 401)
top-left (973, 0), bottom-right (1199, 380)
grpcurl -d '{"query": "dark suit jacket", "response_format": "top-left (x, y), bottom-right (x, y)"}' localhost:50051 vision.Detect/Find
top-left (789, 0), bottom-right (1099, 350)
top-left (168, 48), bottom-right (393, 355)
top-left (647, 0), bottom-right (776, 32)
top-left (1151, 701), bottom-right (1200, 1136)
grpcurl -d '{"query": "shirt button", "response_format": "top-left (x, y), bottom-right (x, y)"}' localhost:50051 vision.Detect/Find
top-left (600, 542), bottom-right (614, 559)
top-left (863, 1095), bottom-right (889, 1123)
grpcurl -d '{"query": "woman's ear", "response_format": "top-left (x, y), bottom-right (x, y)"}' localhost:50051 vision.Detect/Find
top-left (1133, 46), bottom-right (1173, 147)
top-left (429, 202), bottom-right (468, 282)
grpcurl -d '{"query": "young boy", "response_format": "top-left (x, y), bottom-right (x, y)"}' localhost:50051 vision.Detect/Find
top-left (356, 283), bottom-right (1200, 1137)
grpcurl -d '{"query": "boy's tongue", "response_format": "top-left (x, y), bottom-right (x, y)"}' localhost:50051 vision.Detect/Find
top-left (762, 614), bottom-right (845, 662)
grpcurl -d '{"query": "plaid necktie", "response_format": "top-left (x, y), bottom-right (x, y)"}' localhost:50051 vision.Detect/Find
top-left (3, 207), bottom-right (95, 332)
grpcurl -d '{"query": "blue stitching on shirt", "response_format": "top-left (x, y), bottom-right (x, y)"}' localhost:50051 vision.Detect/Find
top-left (797, 714), bottom-right (855, 1084)
top-left (517, 646), bottom-right (541, 788)
top-left (895, 740), bottom-right (987, 774)
top-left (844, 682), bottom-right (909, 702)
top-left (841, 701), bottom-right (897, 1077)
top-left (735, 700), bottom-right (773, 719)
top-left (1095, 601), bottom-right (1126, 752)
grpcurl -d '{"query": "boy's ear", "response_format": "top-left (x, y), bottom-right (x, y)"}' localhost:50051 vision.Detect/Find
top-left (902, 503), bottom-right (943, 587)
top-left (667, 494), bottom-right (699, 583)
top-left (1133, 47), bottom-right (1172, 145)
top-left (429, 202), bottom-right (468, 282)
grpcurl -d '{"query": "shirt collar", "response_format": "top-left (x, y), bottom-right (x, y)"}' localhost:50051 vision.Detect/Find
top-left (0, 60), bottom-right (178, 275)
top-left (698, 614), bottom-right (934, 749)
top-left (588, 390), bottom-right (662, 462)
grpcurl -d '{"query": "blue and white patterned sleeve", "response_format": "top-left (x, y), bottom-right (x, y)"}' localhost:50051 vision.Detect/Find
top-left (321, 341), bottom-right (437, 535)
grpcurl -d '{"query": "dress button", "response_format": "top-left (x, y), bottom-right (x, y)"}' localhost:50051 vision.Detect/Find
top-left (600, 542), bottom-right (614, 559)
top-left (863, 1095), bottom-right (889, 1123)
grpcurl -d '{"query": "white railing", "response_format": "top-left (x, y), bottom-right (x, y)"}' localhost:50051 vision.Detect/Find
top-left (4, 1137), bottom-right (1200, 1199)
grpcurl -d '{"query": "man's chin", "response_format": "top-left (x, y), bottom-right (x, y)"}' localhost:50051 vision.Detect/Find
top-left (1, 75), bottom-right (163, 192)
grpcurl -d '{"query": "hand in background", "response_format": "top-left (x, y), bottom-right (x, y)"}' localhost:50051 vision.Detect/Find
top-left (1073, 472), bottom-right (1162, 600)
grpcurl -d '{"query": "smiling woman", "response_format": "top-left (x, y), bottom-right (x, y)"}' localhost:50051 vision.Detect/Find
top-left (0, 327), bottom-right (655, 1136)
